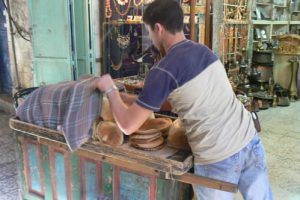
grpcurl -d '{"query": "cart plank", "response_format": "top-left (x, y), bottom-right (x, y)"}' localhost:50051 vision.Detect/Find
top-left (9, 118), bottom-right (192, 175)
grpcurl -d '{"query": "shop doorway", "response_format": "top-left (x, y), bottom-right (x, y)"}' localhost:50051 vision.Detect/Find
top-left (0, 0), bottom-right (12, 95)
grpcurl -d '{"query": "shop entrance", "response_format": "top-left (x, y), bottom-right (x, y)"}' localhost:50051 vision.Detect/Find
top-left (0, 0), bottom-right (12, 95)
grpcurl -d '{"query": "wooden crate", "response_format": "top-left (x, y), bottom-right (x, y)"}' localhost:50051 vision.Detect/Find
top-left (10, 118), bottom-right (237, 200)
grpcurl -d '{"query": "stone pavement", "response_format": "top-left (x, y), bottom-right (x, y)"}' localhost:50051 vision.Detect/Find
top-left (0, 108), bottom-right (21, 199)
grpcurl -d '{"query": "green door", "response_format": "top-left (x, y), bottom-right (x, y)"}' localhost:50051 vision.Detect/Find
top-left (29, 0), bottom-right (75, 86)
top-left (28, 0), bottom-right (95, 86)
top-left (73, 0), bottom-right (95, 79)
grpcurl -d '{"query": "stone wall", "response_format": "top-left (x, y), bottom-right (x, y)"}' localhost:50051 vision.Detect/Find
top-left (6, 0), bottom-right (33, 90)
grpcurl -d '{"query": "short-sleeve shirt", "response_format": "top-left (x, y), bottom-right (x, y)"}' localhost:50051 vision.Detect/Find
top-left (137, 40), bottom-right (256, 165)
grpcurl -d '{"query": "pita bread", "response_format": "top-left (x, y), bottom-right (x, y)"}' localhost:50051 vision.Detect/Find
top-left (95, 121), bottom-right (124, 146)
top-left (136, 118), bottom-right (172, 135)
top-left (129, 133), bottom-right (162, 144)
top-left (131, 136), bottom-right (165, 150)
top-left (167, 119), bottom-right (190, 150)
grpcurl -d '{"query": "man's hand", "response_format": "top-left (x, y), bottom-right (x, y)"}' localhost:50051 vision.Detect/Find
top-left (94, 74), bottom-right (152, 135)
top-left (95, 74), bottom-right (115, 93)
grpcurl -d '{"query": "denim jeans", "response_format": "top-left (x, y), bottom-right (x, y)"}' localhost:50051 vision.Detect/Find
top-left (194, 134), bottom-right (273, 200)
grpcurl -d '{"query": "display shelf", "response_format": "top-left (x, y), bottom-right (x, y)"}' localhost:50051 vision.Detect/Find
top-left (101, 0), bottom-right (207, 78)
top-left (290, 21), bottom-right (300, 24)
top-left (273, 20), bottom-right (289, 24)
top-left (250, 0), bottom-right (298, 52)
top-left (273, 5), bottom-right (287, 8)
top-left (253, 20), bottom-right (273, 24)
top-left (256, 2), bottom-right (272, 6)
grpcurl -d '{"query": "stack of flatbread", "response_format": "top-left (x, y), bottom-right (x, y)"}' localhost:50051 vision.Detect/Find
top-left (92, 96), bottom-right (124, 146)
top-left (129, 118), bottom-right (172, 151)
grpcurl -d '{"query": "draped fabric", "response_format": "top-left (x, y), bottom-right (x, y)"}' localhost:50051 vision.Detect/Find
top-left (16, 77), bottom-right (103, 150)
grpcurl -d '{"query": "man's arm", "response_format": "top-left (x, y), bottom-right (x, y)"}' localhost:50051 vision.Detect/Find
top-left (119, 92), bottom-right (138, 106)
top-left (95, 75), bottom-right (152, 135)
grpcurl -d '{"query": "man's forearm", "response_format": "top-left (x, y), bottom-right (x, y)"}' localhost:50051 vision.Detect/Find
top-left (120, 92), bottom-right (138, 106)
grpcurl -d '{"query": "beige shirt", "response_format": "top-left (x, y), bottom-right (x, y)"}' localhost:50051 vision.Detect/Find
top-left (168, 60), bottom-right (256, 165)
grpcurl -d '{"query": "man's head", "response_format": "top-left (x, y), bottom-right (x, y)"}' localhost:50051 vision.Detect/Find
top-left (143, 0), bottom-right (184, 34)
top-left (143, 0), bottom-right (184, 54)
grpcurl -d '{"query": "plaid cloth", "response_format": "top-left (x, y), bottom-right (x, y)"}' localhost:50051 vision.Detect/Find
top-left (16, 77), bottom-right (103, 151)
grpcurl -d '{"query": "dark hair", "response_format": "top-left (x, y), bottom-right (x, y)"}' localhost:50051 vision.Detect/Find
top-left (143, 0), bottom-right (183, 34)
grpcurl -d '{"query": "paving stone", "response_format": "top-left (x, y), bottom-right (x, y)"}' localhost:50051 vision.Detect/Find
top-left (0, 111), bottom-right (20, 200)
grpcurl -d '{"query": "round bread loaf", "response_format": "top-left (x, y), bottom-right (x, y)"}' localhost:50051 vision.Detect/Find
top-left (95, 121), bottom-right (124, 146)
top-left (136, 118), bottom-right (172, 135)
top-left (131, 136), bottom-right (164, 149)
top-left (129, 133), bottom-right (161, 144)
top-left (167, 119), bottom-right (190, 150)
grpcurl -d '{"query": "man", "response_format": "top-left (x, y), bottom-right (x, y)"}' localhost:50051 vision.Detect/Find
top-left (95, 0), bottom-right (273, 199)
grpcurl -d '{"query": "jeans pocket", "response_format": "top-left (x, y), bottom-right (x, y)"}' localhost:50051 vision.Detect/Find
top-left (194, 152), bottom-right (242, 184)
top-left (252, 139), bottom-right (267, 170)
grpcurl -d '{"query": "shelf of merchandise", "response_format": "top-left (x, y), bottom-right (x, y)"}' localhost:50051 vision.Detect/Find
top-left (250, 0), bottom-right (298, 51)
top-left (219, 0), bottom-right (249, 65)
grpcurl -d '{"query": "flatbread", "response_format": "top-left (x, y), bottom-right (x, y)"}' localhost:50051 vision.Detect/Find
top-left (135, 118), bottom-right (172, 134)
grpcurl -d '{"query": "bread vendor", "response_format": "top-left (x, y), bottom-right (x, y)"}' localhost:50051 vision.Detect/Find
top-left (94, 0), bottom-right (273, 199)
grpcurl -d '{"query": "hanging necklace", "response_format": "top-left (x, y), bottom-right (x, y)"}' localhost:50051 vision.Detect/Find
top-left (117, 33), bottom-right (130, 49)
top-left (116, 26), bottom-right (131, 49)
top-left (113, 0), bottom-right (132, 17)
top-left (105, 0), bottom-right (112, 19)
top-left (110, 26), bottom-right (123, 71)
top-left (116, 0), bottom-right (129, 6)
top-left (133, 0), bottom-right (143, 7)
top-left (143, 0), bottom-right (154, 5)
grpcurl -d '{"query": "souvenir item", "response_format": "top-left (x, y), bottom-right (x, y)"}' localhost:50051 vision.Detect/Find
top-left (109, 27), bottom-right (123, 70)
top-left (143, 0), bottom-right (154, 5)
top-left (105, 0), bottom-right (112, 18)
top-left (133, 0), bottom-right (143, 7)
top-left (113, 0), bottom-right (132, 16)
top-left (289, 58), bottom-right (299, 101)
top-left (116, 0), bottom-right (129, 6)
top-left (117, 33), bottom-right (130, 49)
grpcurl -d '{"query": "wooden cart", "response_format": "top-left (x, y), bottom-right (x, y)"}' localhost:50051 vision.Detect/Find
top-left (9, 118), bottom-right (237, 200)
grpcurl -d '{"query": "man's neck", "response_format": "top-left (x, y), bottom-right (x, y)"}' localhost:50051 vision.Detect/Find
top-left (163, 31), bottom-right (186, 53)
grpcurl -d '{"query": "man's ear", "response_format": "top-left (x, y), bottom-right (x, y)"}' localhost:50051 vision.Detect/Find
top-left (154, 23), bottom-right (164, 34)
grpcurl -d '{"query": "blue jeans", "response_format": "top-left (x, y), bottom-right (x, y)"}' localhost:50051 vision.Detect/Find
top-left (194, 134), bottom-right (273, 200)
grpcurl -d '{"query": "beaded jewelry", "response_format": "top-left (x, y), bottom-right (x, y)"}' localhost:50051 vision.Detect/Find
top-left (116, 0), bottom-right (129, 6)
top-left (143, 0), bottom-right (154, 5)
top-left (112, 0), bottom-right (132, 17)
top-left (133, 0), bottom-right (143, 7)
top-left (117, 33), bottom-right (130, 49)
top-left (105, 0), bottom-right (112, 19)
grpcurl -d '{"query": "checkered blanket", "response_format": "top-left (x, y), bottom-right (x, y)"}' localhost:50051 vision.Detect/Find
top-left (16, 77), bottom-right (102, 150)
